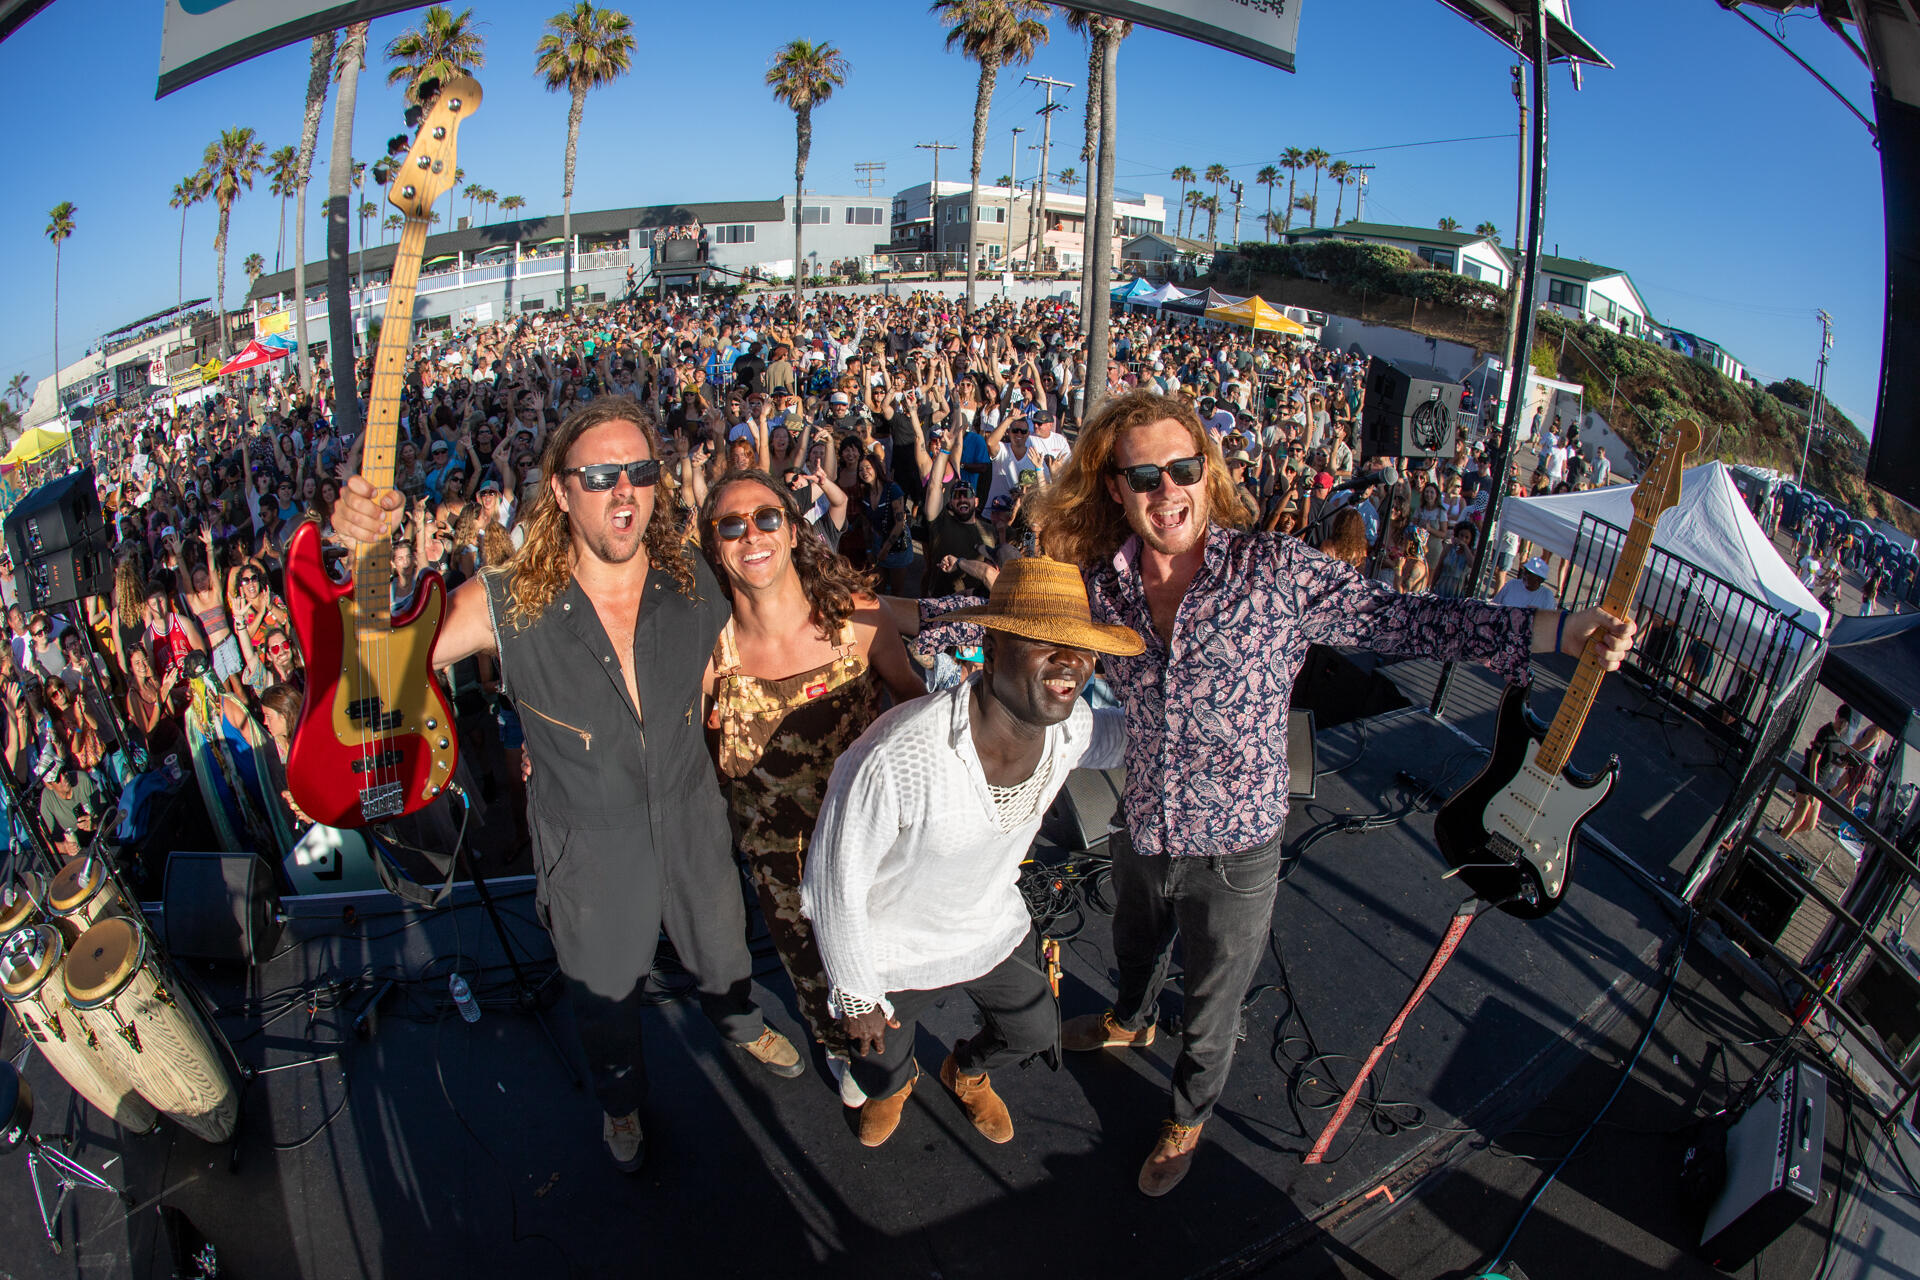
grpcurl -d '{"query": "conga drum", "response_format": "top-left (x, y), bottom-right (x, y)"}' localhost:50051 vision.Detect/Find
top-left (1, 872), bottom-right (60, 940)
top-left (48, 855), bottom-right (131, 933)
top-left (61, 917), bottom-right (237, 1144)
top-left (0, 924), bottom-right (157, 1133)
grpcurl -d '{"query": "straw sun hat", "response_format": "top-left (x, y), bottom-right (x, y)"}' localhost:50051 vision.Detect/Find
top-left (944, 556), bottom-right (1144, 657)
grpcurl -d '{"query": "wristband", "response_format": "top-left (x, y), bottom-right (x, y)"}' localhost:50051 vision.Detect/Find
top-left (1555, 608), bottom-right (1569, 656)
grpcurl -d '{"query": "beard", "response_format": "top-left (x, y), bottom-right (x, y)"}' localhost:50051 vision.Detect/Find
top-left (1134, 491), bottom-right (1208, 556)
top-left (578, 505), bottom-right (649, 565)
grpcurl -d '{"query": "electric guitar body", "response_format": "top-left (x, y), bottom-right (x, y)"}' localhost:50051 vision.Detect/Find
top-left (284, 75), bottom-right (482, 828)
top-left (1435, 417), bottom-right (1701, 917)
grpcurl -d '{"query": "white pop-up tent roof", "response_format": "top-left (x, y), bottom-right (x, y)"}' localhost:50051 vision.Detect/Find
top-left (1137, 281), bottom-right (1194, 309)
top-left (1500, 461), bottom-right (1828, 648)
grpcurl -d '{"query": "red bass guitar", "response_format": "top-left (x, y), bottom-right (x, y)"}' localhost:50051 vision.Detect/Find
top-left (285, 76), bottom-right (481, 827)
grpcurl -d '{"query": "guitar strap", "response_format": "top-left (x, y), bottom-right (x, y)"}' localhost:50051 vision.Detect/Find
top-left (1302, 896), bottom-right (1488, 1166)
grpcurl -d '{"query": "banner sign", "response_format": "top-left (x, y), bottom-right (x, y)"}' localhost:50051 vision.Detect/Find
top-left (158, 0), bottom-right (424, 98)
top-left (1069, 0), bottom-right (1303, 72)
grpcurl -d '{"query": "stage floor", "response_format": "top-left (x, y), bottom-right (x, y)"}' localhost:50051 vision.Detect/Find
top-left (2, 707), bottom-right (1913, 1279)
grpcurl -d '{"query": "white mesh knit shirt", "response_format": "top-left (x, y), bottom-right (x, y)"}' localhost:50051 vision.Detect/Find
top-left (802, 679), bottom-right (1126, 1017)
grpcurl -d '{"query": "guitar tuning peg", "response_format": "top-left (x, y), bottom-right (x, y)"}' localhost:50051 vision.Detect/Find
top-left (386, 134), bottom-right (410, 158)
top-left (403, 104), bottom-right (424, 129)
top-left (416, 76), bottom-right (441, 104)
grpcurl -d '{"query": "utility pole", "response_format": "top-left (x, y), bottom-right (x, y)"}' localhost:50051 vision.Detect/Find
top-left (1349, 163), bottom-right (1376, 222)
top-left (1008, 126), bottom-right (1025, 271)
top-left (1502, 62), bottom-right (1529, 422)
top-left (1799, 309), bottom-right (1835, 487)
top-left (1025, 74), bottom-right (1073, 276)
top-left (1230, 180), bottom-right (1245, 244)
top-left (915, 141), bottom-right (956, 272)
top-left (853, 161), bottom-right (886, 195)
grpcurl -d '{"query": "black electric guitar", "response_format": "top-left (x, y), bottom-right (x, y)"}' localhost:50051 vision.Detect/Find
top-left (1434, 418), bottom-right (1701, 918)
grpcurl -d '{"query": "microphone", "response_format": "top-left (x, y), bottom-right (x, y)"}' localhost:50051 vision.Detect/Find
top-left (1329, 467), bottom-right (1394, 496)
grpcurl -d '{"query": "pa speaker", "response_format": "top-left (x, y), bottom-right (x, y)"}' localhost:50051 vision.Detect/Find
top-left (4, 466), bottom-right (102, 558)
top-left (20, 542), bottom-right (109, 610)
top-left (163, 852), bottom-right (283, 964)
top-left (1698, 1060), bottom-right (1826, 1269)
top-left (1361, 358), bottom-right (1461, 459)
top-left (1043, 767), bottom-right (1124, 851)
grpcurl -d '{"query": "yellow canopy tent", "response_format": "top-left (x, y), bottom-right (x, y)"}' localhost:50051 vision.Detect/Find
top-left (2, 425), bottom-right (72, 465)
top-left (1204, 296), bottom-right (1307, 335)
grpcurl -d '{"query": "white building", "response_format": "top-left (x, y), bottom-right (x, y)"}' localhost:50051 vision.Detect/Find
top-left (1536, 254), bottom-right (1655, 339)
top-left (1282, 221), bottom-right (1515, 288)
top-left (889, 179), bottom-right (1165, 271)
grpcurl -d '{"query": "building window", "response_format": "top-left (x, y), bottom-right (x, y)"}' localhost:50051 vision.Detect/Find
top-left (712, 224), bottom-right (755, 244)
top-left (844, 207), bottom-right (883, 225)
top-left (1415, 246), bottom-right (1457, 272)
top-left (1460, 260), bottom-right (1483, 281)
top-left (520, 297), bottom-right (543, 312)
top-left (1547, 278), bottom-right (1584, 310)
top-left (799, 206), bottom-right (830, 224)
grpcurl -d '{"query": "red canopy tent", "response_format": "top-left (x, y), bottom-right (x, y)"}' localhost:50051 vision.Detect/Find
top-left (218, 339), bottom-right (292, 375)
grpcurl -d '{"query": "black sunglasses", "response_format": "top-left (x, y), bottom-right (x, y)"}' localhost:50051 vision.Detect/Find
top-left (713, 506), bottom-right (786, 542)
top-left (1114, 456), bottom-right (1205, 493)
top-left (563, 460), bottom-right (661, 492)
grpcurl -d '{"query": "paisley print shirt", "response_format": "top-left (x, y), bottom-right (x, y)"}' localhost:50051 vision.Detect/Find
top-left (920, 524), bottom-right (1534, 858)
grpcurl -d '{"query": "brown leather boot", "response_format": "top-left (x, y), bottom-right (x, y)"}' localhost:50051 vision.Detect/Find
top-left (1138, 1119), bottom-right (1203, 1197)
top-left (1061, 1008), bottom-right (1155, 1052)
top-left (940, 1053), bottom-right (1014, 1143)
top-left (857, 1066), bottom-right (918, 1148)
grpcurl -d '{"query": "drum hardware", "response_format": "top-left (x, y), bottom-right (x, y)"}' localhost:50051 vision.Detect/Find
top-left (0, 1058), bottom-right (136, 1255)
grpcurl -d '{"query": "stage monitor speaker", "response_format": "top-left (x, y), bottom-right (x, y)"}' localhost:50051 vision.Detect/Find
top-left (1698, 1060), bottom-right (1827, 1270)
top-left (3, 466), bottom-right (102, 559)
top-left (19, 541), bottom-right (109, 611)
top-left (1723, 853), bottom-right (1800, 947)
top-left (163, 852), bottom-right (284, 965)
top-left (1043, 767), bottom-right (1123, 851)
top-left (1360, 358), bottom-right (1461, 460)
top-left (1841, 951), bottom-right (1920, 1064)
top-left (1288, 709), bottom-right (1317, 801)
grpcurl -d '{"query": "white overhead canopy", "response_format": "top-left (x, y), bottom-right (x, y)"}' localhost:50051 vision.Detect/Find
top-left (1501, 461), bottom-right (1828, 653)
top-left (1137, 282), bottom-right (1194, 309)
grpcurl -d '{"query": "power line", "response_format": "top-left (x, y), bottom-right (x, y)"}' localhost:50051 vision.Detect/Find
top-left (853, 161), bottom-right (886, 195)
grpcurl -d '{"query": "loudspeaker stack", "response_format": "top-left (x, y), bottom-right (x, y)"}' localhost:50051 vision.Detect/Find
top-left (4, 467), bottom-right (108, 610)
top-left (1360, 358), bottom-right (1463, 460)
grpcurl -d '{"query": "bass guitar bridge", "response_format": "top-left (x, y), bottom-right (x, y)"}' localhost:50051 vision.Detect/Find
top-left (359, 782), bottom-right (406, 822)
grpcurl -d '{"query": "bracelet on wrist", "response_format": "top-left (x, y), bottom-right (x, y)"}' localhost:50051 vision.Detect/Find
top-left (1555, 608), bottom-right (1569, 655)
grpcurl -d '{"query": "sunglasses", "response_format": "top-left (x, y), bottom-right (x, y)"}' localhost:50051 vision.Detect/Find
top-left (713, 506), bottom-right (786, 541)
top-left (1008, 428), bottom-right (1029, 438)
top-left (564, 460), bottom-right (661, 492)
top-left (1114, 456), bottom-right (1205, 493)
top-left (267, 641), bottom-right (291, 655)
top-left (30, 629), bottom-right (46, 639)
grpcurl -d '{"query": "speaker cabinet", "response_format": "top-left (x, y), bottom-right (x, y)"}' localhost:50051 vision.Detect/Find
top-left (1841, 950), bottom-right (1920, 1064)
top-left (1698, 1061), bottom-right (1827, 1269)
top-left (19, 541), bottom-right (109, 610)
top-left (1043, 768), bottom-right (1124, 851)
top-left (163, 852), bottom-right (283, 964)
top-left (4, 466), bottom-right (101, 558)
top-left (1723, 854), bottom-right (1801, 947)
top-left (1361, 358), bottom-right (1462, 459)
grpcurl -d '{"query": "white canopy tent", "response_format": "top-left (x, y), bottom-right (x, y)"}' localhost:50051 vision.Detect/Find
top-left (1136, 281), bottom-right (1194, 310)
top-left (1500, 461), bottom-right (1827, 667)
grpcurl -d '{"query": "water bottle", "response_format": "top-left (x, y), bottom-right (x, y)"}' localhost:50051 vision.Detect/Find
top-left (448, 971), bottom-right (480, 1023)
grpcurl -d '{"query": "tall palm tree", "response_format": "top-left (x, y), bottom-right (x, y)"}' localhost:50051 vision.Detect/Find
top-left (479, 188), bottom-right (497, 222)
top-left (932, 0), bottom-right (1047, 309)
top-left (327, 24), bottom-right (369, 428)
top-left (1063, 7), bottom-right (1128, 333)
top-left (463, 181), bottom-right (484, 224)
top-left (204, 129), bottom-right (265, 352)
top-left (1293, 194), bottom-right (1315, 225)
top-left (382, 213), bottom-right (403, 243)
top-left (45, 202), bottom-right (74, 405)
top-left (266, 145), bottom-right (297, 271)
top-left (1170, 165), bottom-right (1196, 237)
top-left (1327, 159), bottom-right (1352, 226)
top-left (498, 194), bottom-right (525, 219)
top-left (1255, 164), bottom-right (1279, 241)
top-left (538, 4), bottom-right (637, 312)
top-left (1056, 165), bottom-right (1078, 192)
top-left (170, 172), bottom-right (210, 313)
top-left (1475, 221), bottom-right (1501, 244)
top-left (385, 5), bottom-right (487, 102)
top-left (293, 30), bottom-right (335, 384)
top-left (1278, 147), bottom-right (1305, 233)
top-left (1263, 212), bottom-right (1287, 240)
top-left (244, 253), bottom-right (266, 289)
top-left (6, 374), bottom-right (28, 411)
top-left (1438, 216), bottom-right (1460, 232)
top-left (766, 38), bottom-right (849, 304)
top-left (1202, 194), bottom-right (1220, 244)
top-left (1203, 163), bottom-right (1229, 244)
top-left (1183, 189), bottom-right (1205, 240)
top-left (1301, 147), bottom-right (1329, 228)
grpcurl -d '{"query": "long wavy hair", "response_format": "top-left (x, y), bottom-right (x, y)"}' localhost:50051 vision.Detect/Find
top-left (114, 558), bottom-right (147, 629)
top-left (696, 469), bottom-right (873, 639)
top-left (498, 396), bottom-right (695, 629)
top-left (1032, 390), bottom-right (1250, 568)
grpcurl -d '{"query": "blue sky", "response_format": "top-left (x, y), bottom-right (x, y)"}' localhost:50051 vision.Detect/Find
top-left (0, 1), bottom-right (1886, 438)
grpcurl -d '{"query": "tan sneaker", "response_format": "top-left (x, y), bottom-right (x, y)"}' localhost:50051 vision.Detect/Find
top-left (603, 1110), bottom-right (645, 1173)
top-left (735, 1026), bottom-right (805, 1078)
top-left (1061, 1008), bottom-right (1155, 1052)
top-left (940, 1053), bottom-right (1014, 1143)
top-left (857, 1066), bottom-right (919, 1148)
top-left (1138, 1120), bottom-right (1203, 1197)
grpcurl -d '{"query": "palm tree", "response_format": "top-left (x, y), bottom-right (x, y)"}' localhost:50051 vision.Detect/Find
top-left (766, 38), bottom-right (849, 304)
top-left (204, 129), bottom-right (265, 352)
top-left (1475, 221), bottom-right (1501, 244)
top-left (292, 30), bottom-right (335, 385)
top-left (45, 202), bottom-right (74, 405)
top-left (170, 172), bottom-right (210, 313)
top-left (244, 253), bottom-right (265, 289)
top-left (1202, 194), bottom-right (1220, 244)
top-left (479, 188), bottom-right (497, 222)
top-left (1056, 166), bottom-right (1078, 192)
top-left (1327, 159), bottom-right (1352, 226)
top-left (1293, 194), bottom-right (1315, 225)
top-left (498, 194), bottom-right (525, 219)
top-left (463, 181), bottom-right (484, 224)
top-left (538, 4), bottom-right (637, 312)
top-left (382, 213), bottom-right (403, 242)
top-left (6, 374), bottom-right (28, 411)
top-left (932, 0), bottom-right (1047, 309)
top-left (266, 145), bottom-right (297, 271)
top-left (1255, 164), bottom-right (1279, 241)
top-left (1170, 165), bottom-right (1196, 237)
top-left (1438, 216), bottom-right (1460, 232)
top-left (1263, 212), bottom-right (1287, 240)
top-left (1183, 190), bottom-right (1205, 240)
top-left (995, 174), bottom-right (1012, 188)
top-left (1063, 7), bottom-right (1129, 332)
top-left (1203, 163), bottom-right (1229, 244)
top-left (1278, 147), bottom-right (1304, 233)
top-left (1301, 147), bottom-right (1329, 228)
top-left (385, 5), bottom-right (486, 102)
top-left (327, 25), bottom-right (370, 427)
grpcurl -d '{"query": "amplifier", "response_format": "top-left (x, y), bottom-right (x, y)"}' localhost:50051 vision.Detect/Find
top-left (1698, 1060), bottom-right (1826, 1269)
top-left (20, 541), bottom-right (109, 610)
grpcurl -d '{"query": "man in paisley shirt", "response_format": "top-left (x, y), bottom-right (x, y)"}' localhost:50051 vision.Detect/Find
top-left (999, 390), bottom-right (1635, 1196)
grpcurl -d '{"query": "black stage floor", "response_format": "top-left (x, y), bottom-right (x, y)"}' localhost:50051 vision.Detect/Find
top-left (3, 706), bottom-right (1915, 1279)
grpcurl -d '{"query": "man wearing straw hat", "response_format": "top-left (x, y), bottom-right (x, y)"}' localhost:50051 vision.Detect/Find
top-left (802, 556), bottom-right (1142, 1149)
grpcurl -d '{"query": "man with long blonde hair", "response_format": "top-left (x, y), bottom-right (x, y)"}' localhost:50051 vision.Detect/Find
top-left (1019, 390), bottom-right (1636, 1195)
top-left (336, 396), bottom-right (802, 1174)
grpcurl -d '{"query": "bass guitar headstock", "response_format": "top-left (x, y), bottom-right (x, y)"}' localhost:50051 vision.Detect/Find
top-left (383, 75), bottom-right (482, 222)
top-left (1633, 417), bottom-right (1702, 528)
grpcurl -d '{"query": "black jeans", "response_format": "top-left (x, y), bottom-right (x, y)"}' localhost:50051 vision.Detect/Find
top-left (848, 928), bottom-right (1056, 1102)
top-left (1109, 830), bottom-right (1283, 1125)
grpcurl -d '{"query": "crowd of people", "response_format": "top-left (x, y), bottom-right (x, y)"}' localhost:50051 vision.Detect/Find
top-left (15, 285), bottom-right (1634, 1194)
